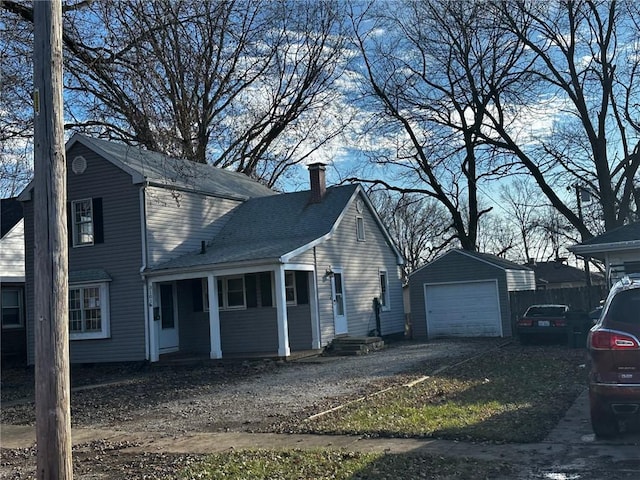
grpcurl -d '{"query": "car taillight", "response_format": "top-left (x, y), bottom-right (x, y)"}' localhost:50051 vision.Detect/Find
top-left (590, 330), bottom-right (640, 350)
top-left (554, 319), bottom-right (567, 327)
top-left (517, 319), bottom-right (533, 327)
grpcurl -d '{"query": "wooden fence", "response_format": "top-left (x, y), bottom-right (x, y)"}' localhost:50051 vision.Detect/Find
top-left (510, 285), bottom-right (608, 322)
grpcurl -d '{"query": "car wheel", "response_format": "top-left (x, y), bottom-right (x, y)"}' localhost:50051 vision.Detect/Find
top-left (590, 402), bottom-right (619, 438)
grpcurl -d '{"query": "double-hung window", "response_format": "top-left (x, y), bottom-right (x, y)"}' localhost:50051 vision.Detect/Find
top-left (285, 271), bottom-right (297, 305)
top-left (217, 276), bottom-right (246, 310)
top-left (379, 271), bottom-right (390, 311)
top-left (1, 289), bottom-right (23, 329)
top-left (69, 283), bottom-right (110, 339)
top-left (72, 199), bottom-right (94, 246)
top-left (356, 216), bottom-right (365, 241)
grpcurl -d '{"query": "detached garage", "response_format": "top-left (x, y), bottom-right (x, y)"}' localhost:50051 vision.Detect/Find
top-left (409, 250), bottom-right (535, 339)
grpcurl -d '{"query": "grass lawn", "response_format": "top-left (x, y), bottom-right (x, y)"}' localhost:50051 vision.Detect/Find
top-left (180, 449), bottom-right (513, 480)
top-left (305, 344), bottom-right (589, 443)
top-left (179, 344), bottom-right (587, 479)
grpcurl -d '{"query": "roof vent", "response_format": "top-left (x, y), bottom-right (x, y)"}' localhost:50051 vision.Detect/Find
top-left (72, 156), bottom-right (87, 174)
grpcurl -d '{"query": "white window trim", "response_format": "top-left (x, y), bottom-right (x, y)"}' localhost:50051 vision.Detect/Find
top-left (218, 275), bottom-right (247, 310)
top-left (1, 288), bottom-right (24, 329)
top-left (356, 216), bottom-right (365, 242)
top-left (285, 271), bottom-right (297, 306)
top-left (69, 282), bottom-right (110, 340)
top-left (71, 198), bottom-right (94, 247)
top-left (379, 270), bottom-right (390, 311)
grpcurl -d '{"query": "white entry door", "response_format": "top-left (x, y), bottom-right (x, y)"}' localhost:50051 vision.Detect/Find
top-left (331, 269), bottom-right (348, 335)
top-left (158, 282), bottom-right (179, 352)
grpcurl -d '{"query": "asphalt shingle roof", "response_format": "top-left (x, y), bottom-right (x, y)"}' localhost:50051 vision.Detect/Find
top-left (579, 222), bottom-right (640, 246)
top-left (457, 250), bottom-right (532, 271)
top-left (527, 261), bottom-right (603, 284)
top-left (150, 184), bottom-right (359, 271)
top-left (74, 135), bottom-right (276, 200)
top-left (1, 197), bottom-right (23, 238)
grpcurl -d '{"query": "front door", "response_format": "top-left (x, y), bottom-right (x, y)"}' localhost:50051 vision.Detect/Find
top-left (158, 283), bottom-right (179, 352)
top-left (331, 269), bottom-right (348, 335)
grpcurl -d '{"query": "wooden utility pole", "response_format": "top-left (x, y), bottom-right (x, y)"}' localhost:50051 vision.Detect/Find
top-left (33, 0), bottom-right (73, 478)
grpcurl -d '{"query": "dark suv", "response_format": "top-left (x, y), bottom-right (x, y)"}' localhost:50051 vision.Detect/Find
top-left (587, 275), bottom-right (640, 437)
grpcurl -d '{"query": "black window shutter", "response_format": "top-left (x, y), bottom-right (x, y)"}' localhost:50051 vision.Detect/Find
top-left (192, 278), bottom-right (203, 312)
top-left (66, 202), bottom-right (72, 247)
top-left (260, 273), bottom-right (273, 307)
top-left (92, 197), bottom-right (104, 244)
top-left (295, 271), bottom-right (309, 305)
top-left (245, 274), bottom-right (258, 308)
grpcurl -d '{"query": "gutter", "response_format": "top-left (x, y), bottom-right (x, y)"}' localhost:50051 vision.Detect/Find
top-left (569, 240), bottom-right (640, 255)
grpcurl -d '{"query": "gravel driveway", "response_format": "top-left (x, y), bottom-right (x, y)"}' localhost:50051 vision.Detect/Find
top-left (1, 339), bottom-right (502, 435)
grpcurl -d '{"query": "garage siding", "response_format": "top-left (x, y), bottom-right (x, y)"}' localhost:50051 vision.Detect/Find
top-left (409, 250), bottom-right (513, 339)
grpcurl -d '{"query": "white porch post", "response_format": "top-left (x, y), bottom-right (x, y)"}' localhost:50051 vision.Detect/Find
top-left (148, 280), bottom-right (160, 362)
top-left (208, 274), bottom-right (222, 359)
top-left (309, 269), bottom-right (321, 349)
top-left (274, 265), bottom-right (291, 357)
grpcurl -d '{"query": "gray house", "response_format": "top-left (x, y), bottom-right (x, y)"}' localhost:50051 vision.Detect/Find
top-left (570, 222), bottom-right (640, 285)
top-left (1, 197), bottom-right (26, 361)
top-left (19, 134), bottom-right (404, 364)
top-left (408, 249), bottom-right (535, 339)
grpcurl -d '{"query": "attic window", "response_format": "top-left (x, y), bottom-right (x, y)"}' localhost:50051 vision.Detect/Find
top-left (356, 216), bottom-right (365, 241)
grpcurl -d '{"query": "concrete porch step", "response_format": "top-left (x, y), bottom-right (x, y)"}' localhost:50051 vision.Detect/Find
top-left (325, 336), bottom-right (385, 356)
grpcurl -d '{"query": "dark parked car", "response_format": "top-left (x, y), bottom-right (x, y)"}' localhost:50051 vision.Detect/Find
top-left (516, 304), bottom-right (570, 344)
top-left (587, 275), bottom-right (640, 437)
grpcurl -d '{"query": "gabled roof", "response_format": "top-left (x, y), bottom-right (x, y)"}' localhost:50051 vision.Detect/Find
top-left (147, 184), bottom-right (403, 274)
top-left (569, 222), bottom-right (640, 256)
top-left (1, 197), bottom-right (23, 238)
top-left (410, 249), bottom-right (531, 277)
top-left (527, 261), bottom-right (604, 285)
top-left (19, 134), bottom-right (275, 201)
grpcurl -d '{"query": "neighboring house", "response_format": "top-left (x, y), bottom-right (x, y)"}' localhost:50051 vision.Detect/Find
top-left (569, 222), bottom-right (640, 285)
top-left (408, 249), bottom-right (536, 339)
top-left (1, 197), bottom-right (26, 362)
top-left (526, 260), bottom-right (605, 289)
top-left (19, 134), bottom-right (404, 364)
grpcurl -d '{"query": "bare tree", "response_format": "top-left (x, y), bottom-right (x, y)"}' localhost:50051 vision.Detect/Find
top-left (346, 0), bottom-right (528, 250)
top-left (487, 0), bottom-right (640, 236)
top-left (0, 9), bottom-right (34, 196)
top-left (2, 0), bottom-right (351, 188)
top-left (498, 178), bottom-right (548, 262)
top-left (370, 190), bottom-right (449, 277)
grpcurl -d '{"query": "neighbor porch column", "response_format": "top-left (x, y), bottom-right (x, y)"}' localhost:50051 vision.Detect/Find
top-left (208, 274), bottom-right (222, 359)
top-left (309, 269), bottom-right (321, 349)
top-left (274, 265), bottom-right (291, 357)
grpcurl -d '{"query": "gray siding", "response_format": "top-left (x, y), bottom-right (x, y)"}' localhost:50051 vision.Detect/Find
top-left (25, 143), bottom-right (145, 364)
top-left (287, 303), bottom-right (313, 350)
top-left (294, 192), bottom-right (404, 345)
top-left (220, 308), bottom-right (278, 353)
top-left (177, 279), bottom-right (210, 355)
top-left (0, 219), bottom-right (24, 280)
top-left (506, 270), bottom-right (536, 291)
top-left (409, 251), bottom-right (513, 339)
top-left (146, 187), bottom-right (241, 267)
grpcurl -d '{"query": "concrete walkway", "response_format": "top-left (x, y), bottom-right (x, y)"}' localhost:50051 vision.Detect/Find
top-left (2, 391), bottom-right (638, 467)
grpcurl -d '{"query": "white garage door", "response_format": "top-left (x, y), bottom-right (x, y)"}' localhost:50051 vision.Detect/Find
top-left (424, 281), bottom-right (502, 338)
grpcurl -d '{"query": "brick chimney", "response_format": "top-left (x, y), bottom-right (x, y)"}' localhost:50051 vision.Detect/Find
top-left (308, 163), bottom-right (326, 203)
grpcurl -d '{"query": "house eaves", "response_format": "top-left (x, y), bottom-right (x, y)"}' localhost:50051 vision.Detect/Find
top-left (569, 240), bottom-right (640, 256)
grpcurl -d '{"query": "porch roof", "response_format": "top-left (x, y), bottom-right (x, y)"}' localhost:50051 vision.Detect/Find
top-left (146, 184), bottom-right (359, 273)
